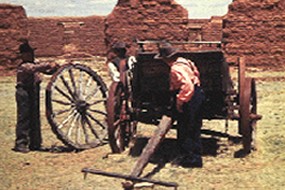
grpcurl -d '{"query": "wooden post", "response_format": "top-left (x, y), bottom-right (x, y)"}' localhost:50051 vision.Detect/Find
top-left (238, 57), bottom-right (246, 134)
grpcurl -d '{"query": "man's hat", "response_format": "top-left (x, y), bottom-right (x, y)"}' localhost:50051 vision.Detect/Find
top-left (112, 41), bottom-right (128, 50)
top-left (18, 38), bottom-right (36, 53)
top-left (154, 42), bottom-right (179, 59)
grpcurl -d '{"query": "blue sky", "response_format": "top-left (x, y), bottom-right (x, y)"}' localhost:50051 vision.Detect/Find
top-left (0, 0), bottom-right (232, 18)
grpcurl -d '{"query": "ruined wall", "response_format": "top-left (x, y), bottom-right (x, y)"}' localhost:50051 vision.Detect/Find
top-left (0, 2), bottom-right (222, 72)
top-left (28, 17), bottom-right (64, 57)
top-left (202, 16), bottom-right (223, 41)
top-left (187, 17), bottom-right (223, 51)
top-left (105, 0), bottom-right (189, 55)
top-left (188, 19), bottom-right (209, 41)
top-left (223, 0), bottom-right (285, 66)
top-left (0, 4), bottom-right (28, 71)
top-left (2, 0), bottom-right (285, 71)
top-left (28, 16), bottom-right (106, 57)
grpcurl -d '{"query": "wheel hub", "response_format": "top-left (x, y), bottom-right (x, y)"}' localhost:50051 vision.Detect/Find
top-left (76, 100), bottom-right (89, 114)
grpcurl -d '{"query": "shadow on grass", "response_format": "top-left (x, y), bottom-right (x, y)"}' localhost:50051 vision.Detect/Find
top-left (129, 129), bottom-right (242, 159)
top-left (127, 129), bottom-right (243, 178)
top-left (48, 145), bottom-right (78, 153)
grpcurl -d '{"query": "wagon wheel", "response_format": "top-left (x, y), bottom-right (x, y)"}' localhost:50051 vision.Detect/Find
top-left (107, 80), bottom-right (137, 153)
top-left (239, 77), bottom-right (257, 153)
top-left (46, 63), bottom-right (108, 150)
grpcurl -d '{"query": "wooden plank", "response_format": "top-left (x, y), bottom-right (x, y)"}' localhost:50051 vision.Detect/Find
top-left (130, 115), bottom-right (173, 177)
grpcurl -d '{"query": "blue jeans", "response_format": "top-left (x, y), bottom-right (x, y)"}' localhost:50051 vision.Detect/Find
top-left (15, 84), bottom-right (41, 149)
top-left (177, 86), bottom-right (205, 156)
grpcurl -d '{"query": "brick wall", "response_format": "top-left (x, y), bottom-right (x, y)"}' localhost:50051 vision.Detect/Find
top-left (28, 16), bottom-right (106, 57)
top-left (0, 4), bottom-right (28, 70)
top-left (105, 0), bottom-right (189, 56)
top-left (223, 0), bottom-right (285, 66)
top-left (202, 16), bottom-right (223, 41)
top-left (187, 17), bottom-right (223, 51)
top-left (0, 2), bottom-right (223, 71)
top-left (28, 17), bottom-right (64, 57)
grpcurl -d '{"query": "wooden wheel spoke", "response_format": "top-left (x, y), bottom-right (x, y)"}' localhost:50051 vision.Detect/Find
top-left (73, 113), bottom-right (81, 144)
top-left (53, 107), bottom-right (74, 117)
top-left (54, 85), bottom-right (74, 102)
top-left (52, 99), bottom-right (73, 106)
top-left (81, 115), bottom-right (90, 144)
top-left (58, 109), bottom-right (78, 129)
top-left (68, 68), bottom-right (77, 96)
top-left (85, 86), bottom-right (100, 101)
top-left (88, 109), bottom-right (107, 116)
top-left (76, 70), bottom-right (86, 100)
top-left (84, 76), bottom-right (93, 98)
top-left (84, 115), bottom-right (102, 143)
top-left (60, 75), bottom-right (76, 99)
top-left (66, 112), bottom-right (79, 140)
top-left (88, 99), bottom-right (106, 106)
top-left (86, 112), bottom-right (106, 130)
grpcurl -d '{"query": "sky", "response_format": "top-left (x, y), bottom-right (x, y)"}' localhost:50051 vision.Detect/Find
top-left (0, 0), bottom-right (233, 19)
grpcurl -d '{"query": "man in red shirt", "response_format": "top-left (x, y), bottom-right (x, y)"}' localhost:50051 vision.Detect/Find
top-left (155, 42), bottom-right (205, 167)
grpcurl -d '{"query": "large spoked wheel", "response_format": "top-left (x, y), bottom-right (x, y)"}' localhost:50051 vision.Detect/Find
top-left (107, 81), bottom-right (137, 153)
top-left (46, 63), bottom-right (108, 150)
top-left (239, 77), bottom-right (257, 153)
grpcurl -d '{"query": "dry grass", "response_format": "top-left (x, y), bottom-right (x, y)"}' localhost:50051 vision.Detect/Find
top-left (0, 58), bottom-right (285, 190)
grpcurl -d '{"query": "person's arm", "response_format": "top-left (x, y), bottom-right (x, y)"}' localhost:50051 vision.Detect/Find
top-left (21, 62), bottom-right (58, 74)
top-left (171, 67), bottom-right (195, 112)
top-left (107, 62), bottom-right (120, 82)
top-left (41, 62), bottom-right (60, 75)
top-left (188, 60), bottom-right (200, 86)
top-left (127, 56), bottom-right (136, 70)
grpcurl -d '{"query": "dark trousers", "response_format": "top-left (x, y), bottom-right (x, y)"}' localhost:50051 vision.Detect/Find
top-left (177, 86), bottom-right (205, 156)
top-left (15, 84), bottom-right (42, 149)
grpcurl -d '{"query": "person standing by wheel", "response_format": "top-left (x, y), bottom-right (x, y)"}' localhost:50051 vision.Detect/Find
top-left (106, 42), bottom-right (136, 82)
top-left (13, 39), bottom-right (59, 153)
top-left (155, 42), bottom-right (205, 168)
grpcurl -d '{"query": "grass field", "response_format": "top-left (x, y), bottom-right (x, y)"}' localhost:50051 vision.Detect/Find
top-left (0, 59), bottom-right (285, 190)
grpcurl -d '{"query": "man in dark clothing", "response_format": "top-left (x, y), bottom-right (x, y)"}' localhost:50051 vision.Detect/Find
top-left (107, 42), bottom-right (136, 82)
top-left (13, 39), bottom-right (59, 153)
top-left (155, 42), bottom-right (205, 167)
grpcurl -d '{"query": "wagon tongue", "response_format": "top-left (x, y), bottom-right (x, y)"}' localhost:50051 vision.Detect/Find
top-left (81, 116), bottom-right (178, 190)
top-left (81, 168), bottom-right (178, 189)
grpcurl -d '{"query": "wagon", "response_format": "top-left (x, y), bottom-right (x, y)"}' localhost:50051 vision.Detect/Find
top-left (105, 40), bottom-right (262, 155)
top-left (45, 40), bottom-right (262, 189)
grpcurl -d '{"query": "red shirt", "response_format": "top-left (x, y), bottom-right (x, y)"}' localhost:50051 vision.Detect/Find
top-left (169, 57), bottom-right (200, 106)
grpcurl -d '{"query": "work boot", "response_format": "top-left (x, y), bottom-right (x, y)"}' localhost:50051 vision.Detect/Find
top-left (12, 145), bottom-right (30, 153)
top-left (180, 154), bottom-right (203, 168)
top-left (29, 146), bottom-right (49, 152)
top-left (171, 154), bottom-right (203, 168)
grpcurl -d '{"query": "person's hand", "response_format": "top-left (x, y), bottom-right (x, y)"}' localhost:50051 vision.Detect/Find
top-left (51, 62), bottom-right (60, 69)
top-left (45, 62), bottom-right (60, 74)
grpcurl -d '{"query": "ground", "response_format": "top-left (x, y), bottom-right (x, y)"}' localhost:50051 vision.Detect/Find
top-left (0, 57), bottom-right (285, 190)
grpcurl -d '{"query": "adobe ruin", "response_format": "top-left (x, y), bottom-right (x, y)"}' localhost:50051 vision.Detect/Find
top-left (223, 0), bottom-right (285, 66)
top-left (0, 0), bottom-right (284, 72)
top-left (0, 4), bottom-right (28, 71)
top-left (105, 0), bottom-right (189, 55)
